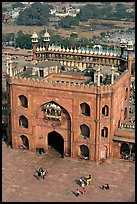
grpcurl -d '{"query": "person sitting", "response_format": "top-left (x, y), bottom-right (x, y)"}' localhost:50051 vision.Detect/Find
top-left (100, 184), bottom-right (109, 190)
top-left (76, 189), bottom-right (81, 197)
top-left (104, 184), bottom-right (109, 190)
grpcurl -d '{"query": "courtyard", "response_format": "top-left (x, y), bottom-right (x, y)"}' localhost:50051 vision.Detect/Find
top-left (2, 140), bottom-right (135, 202)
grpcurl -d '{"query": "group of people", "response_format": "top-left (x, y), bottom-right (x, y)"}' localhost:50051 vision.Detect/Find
top-left (75, 174), bottom-right (110, 197)
top-left (75, 174), bottom-right (92, 197)
top-left (37, 167), bottom-right (48, 180)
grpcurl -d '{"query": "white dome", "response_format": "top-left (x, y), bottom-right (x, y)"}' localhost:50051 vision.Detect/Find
top-left (36, 47), bottom-right (39, 51)
top-left (120, 35), bottom-right (126, 44)
top-left (43, 29), bottom-right (50, 38)
top-left (127, 39), bottom-right (133, 46)
top-left (74, 47), bottom-right (77, 53)
top-left (78, 49), bottom-right (81, 53)
top-left (31, 31), bottom-right (38, 39)
top-left (66, 47), bottom-right (70, 52)
top-left (42, 46), bottom-right (45, 51)
top-left (90, 50), bottom-right (93, 54)
top-left (86, 50), bottom-right (89, 54)
top-left (62, 47), bottom-right (66, 52)
top-left (82, 50), bottom-right (85, 54)
top-left (70, 47), bottom-right (73, 52)
top-left (55, 47), bottom-right (59, 51)
top-left (48, 45), bottom-right (51, 51)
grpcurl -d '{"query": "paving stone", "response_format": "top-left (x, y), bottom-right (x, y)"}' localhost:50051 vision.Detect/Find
top-left (2, 141), bottom-right (135, 202)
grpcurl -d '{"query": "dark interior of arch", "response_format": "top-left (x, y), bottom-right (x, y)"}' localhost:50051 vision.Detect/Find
top-left (48, 131), bottom-right (64, 156)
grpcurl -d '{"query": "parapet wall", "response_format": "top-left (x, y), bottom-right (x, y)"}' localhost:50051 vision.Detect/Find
top-left (8, 75), bottom-right (112, 94)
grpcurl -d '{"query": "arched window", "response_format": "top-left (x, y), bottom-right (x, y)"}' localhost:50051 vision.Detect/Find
top-left (80, 124), bottom-right (90, 138)
top-left (101, 127), bottom-right (108, 138)
top-left (43, 102), bottom-right (61, 121)
top-left (19, 95), bottom-right (28, 108)
top-left (124, 107), bottom-right (127, 120)
top-left (20, 135), bottom-right (29, 149)
top-left (102, 105), bottom-right (109, 116)
top-left (19, 115), bottom-right (28, 128)
top-left (125, 87), bottom-right (128, 100)
top-left (80, 145), bottom-right (89, 158)
top-left (80, 103), bottom-right (90, 116)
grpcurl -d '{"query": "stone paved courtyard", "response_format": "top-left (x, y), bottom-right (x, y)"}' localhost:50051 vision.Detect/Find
top-left (2, 141), bottom-right (135, 202)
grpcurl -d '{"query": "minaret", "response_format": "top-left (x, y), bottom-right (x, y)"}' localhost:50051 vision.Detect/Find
top-left (119, 35), bottom-right (126, 58)
top-left (126, 39), bottom-right (133, 75)
top-left (111, 65), bottom-right (115, 84)
top-left (31, 31), bottom-right (39, 64)
top-left (9, 59), bottom-right (13, 77)
top-left (6, 54), bottom-right (10, 75)
top-left (43, 29), bottom-right (50, 51)
top-left (97, 65), bottom-right (101, 86)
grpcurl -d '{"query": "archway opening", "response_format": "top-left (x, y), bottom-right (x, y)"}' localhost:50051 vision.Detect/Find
top-left (120, 142), bottom-right (130, 155)
top-left (80, 145), bottom-right (89, 159)
top-left (20, 135), bottom-right (29, 149)
top-left (48, 131), bottom-right (64, 156)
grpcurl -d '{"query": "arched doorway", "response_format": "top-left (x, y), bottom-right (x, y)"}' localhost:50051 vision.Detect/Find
top-left (120, 142), bottom-right (130, 154)
top-left (48, 131), bottom-right (64, 156)
top-left (20, 135), bottom-right (29, 149)
top-left (80, 145), bottom-right (89, 159)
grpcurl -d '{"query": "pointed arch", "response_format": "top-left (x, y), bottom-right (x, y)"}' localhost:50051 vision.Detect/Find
top-left (19, 115), bottom-right (28, 128)
top-left (80, 124), bottom-right (90, 138)
top-left (19, 95), bottom-right (28, 108)
top-left (80, 102), bottom-right (90, 116)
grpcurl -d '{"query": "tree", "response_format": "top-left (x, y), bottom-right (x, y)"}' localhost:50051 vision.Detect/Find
top-left (59, 16), bottom-right (79, 29)
top-left (16, 2), bottom-right (51, 26)
top-left (15, 30), bottom-right (32, 49)
top-left (12, 2), bottom-right (24, 9)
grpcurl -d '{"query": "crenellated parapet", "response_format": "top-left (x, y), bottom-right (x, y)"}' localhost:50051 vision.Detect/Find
top-left (9, 75), bottom-right (112, 94)
top-left (120, 122), bottom-right (135, 129)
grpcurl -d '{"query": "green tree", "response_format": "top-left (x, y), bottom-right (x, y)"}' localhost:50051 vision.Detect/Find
top-left (12, 2), bottom-right (24, 9)
top-left (16, 2), bottom-right (51, 26)
top-left (59, 16), bottom-right (79, 29)
top-left (15, 30), bottom-right (32, 49)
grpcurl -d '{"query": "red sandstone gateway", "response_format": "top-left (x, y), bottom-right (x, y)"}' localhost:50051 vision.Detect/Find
top-left (6, 31), bottom-right (135, 163)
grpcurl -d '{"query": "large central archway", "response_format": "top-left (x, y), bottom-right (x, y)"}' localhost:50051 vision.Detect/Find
top-left (48, 131), bottom-right (64, 156)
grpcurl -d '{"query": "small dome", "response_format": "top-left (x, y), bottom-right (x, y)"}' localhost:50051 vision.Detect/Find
top-left (74, 48), bottom-right (77, 53)
top-left (42, 46), bottom-right (45, 51)
top-left (78, 49), bottom-right (81, 53)
top-left (86, 49), bottom-right (89, 54)
top-left (110, 52), bottom-right (113, 56)
top-left (59, 46), bottom-right (62, 52)
top-left (70, 47), bottom-right (73, 52)
top-left (90, 50), bottom-right (93, 54)
top-left (36, 47), bottom-right (39, 52)
top-left (39, 47), bottom-right (42, 51)
top-left (43, 29), bottom-right (50, 38)
top-left (31, 31), bottom-right (38, 39)
top-left (120, 35), bottom-right (126, 44)
top-left (62, 47), bottom-right (66, 52)
top-left (82, 50), bottom-right (85, 54)
top-left (48, 45), bottom-right (51, 51)
top-left (66, 47), bottom-right (70, 52)
top-left (55, 47), bottom-right (59, 51)
top-left (127, 39), bottom-right (133, 46)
